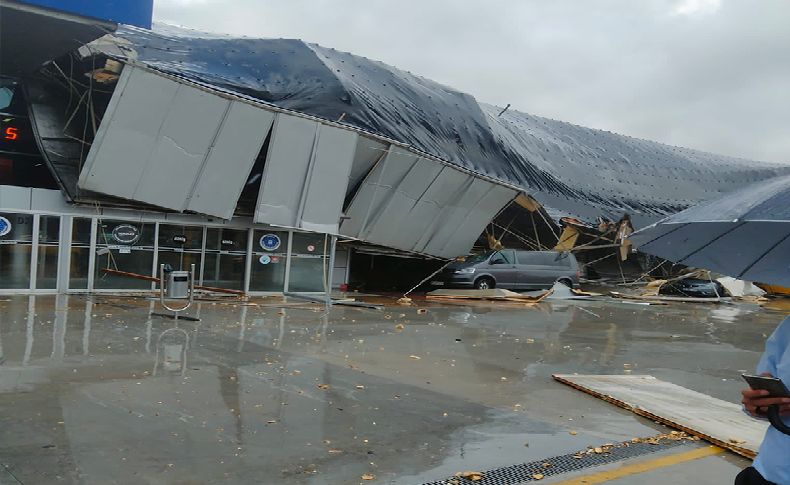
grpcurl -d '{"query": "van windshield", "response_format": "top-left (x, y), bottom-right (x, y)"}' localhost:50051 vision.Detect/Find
top-left (463, 252), bottom-right (492, 264)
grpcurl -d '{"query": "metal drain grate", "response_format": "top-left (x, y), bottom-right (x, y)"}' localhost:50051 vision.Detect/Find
top-left (422, 438), bottom-right (690, 485)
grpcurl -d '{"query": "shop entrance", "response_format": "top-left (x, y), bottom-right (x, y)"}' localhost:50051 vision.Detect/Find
top-left (0, 212), bottom-right (33, 289)
top-left (202, 227), bottom-right (247, 291)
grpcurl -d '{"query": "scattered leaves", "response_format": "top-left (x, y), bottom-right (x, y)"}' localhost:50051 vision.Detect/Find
top-left (454, 471), bottom-right (483, 481)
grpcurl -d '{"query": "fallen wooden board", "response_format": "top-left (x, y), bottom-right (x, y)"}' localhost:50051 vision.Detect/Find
top-left (553, 374), bottom-right (767, 459)
top-left (426, 288), bottom-right (552, 302)
top-left (609, 291), bottom-right (730, 304)
top-left (100, 268), bottom-right (245, 295)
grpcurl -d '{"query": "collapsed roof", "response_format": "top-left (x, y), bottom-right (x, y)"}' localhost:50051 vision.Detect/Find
top-left (92, 24), bottom-right (788, 226)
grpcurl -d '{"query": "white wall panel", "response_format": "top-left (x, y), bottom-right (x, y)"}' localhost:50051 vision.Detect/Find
top-left (340, 147), bottom-right (418, 238)
top-left (133, 84), bottom-right (229, 209)
top-left (79, 66), bottom-right (274, 219)
top-left (362, 159), bottom-right (442, 243)
top-left (440, 184), bottom-right (516, 257)
top-left (80, 67), bottom-right (177, 200)
top-left (187, 102), bottom-right (274, 219)
top-left (300, 126), bottom-right (358, 233)
top-left (253, 114), bottom-right (318, 227)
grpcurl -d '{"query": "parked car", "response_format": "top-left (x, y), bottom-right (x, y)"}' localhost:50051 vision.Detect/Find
top-left (431, 250), bottom-right (581, 290)
top-left (658, 278), bottom-right (730, 298)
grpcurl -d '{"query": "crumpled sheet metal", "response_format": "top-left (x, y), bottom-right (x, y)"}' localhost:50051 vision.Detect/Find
top-left (95, 24), bottom-right (790, 225)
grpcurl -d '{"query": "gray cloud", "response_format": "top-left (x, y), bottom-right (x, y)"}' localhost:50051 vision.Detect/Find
top-left (153, 0), bottom-right (790, 164)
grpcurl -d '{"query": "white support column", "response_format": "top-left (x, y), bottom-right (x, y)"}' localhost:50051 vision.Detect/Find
top-left (283, 231), bottom-right (294, 292)
top-left (151, 222), bottom-right (160, 290)
top-left (344, 248), bottom-right (352, 287)
top-left (87, 218), bottom-right (98, 291)
top-left (199, 226), bottom-right (207, 285)
top-left (243, 227), bottom-right (253, 294)
top-left (29, 214), bottom-right (40, 290)
top-left (57, 216), bottom-right (73, 293)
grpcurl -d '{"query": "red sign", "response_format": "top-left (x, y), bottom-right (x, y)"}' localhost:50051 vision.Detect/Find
top-left (4, 127), bottom-right (18, 141)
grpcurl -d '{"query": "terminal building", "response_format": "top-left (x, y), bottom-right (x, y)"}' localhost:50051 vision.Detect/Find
top-left (1, 0), bottom-right (788, 295)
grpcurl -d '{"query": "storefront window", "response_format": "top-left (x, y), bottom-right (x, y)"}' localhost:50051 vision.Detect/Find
top-left (35, 215), bottom-right (60, 289)
top-left (93, 219), bottom-right (155, 290)
top-left (0, 212), bottom-right (33, 289)
top-left (288, 232), bottom-right (328, 293)
top-left (69, 218), bottom-right (92, 289)
top-left (203, 228), bottom-right (247, 290)
top-left (249, 230), bottom-right (288, 292)
top-left (156, 224), bottom-right (203, 285)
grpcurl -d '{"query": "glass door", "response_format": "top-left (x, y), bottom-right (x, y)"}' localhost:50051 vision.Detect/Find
top-left (156, 224), bottom-right (203, 285)
top-left (93, 219), bottom-right (155, 290)
top-left (35, 216), bottom-right (60, 289)
top-left (202, 228), bottom-right (247, 291)
top-left (0, 212), bottom-right (33, 289)
top-left (249, 230), bottom-right (288, 292)
top-left (288, 232), bottom-right (328, 292)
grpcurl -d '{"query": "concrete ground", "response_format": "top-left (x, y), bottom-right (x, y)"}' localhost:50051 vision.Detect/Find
top-left (0, 293), bottom-right (787, 484)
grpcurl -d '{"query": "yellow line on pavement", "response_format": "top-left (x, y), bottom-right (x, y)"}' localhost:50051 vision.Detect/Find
top-left (550, 445), bottom-right (725, 484)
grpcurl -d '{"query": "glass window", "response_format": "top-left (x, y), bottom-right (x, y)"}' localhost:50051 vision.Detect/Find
top-left (489, 250), bottom-right (515, 265)
top-left (35, 216), bottom-right (60, 289)
top-left (93, 219), bottom-right (155, 290)
top-left (0, 212), bottom-right (33, 289)
top-left (202, 228), bottom-right (247, 291)
top-left (518, 251), bottom-right (567, 266)
top-left (69, 218), bottom-right (92, 290)
top-left (288, 232), bottom-right (328, 293)
top-left (249, 230), bottom-right (288, 292)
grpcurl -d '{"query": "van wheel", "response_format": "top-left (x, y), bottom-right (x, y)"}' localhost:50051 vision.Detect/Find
top-left (557, 278), bottom-right (573, 288)
top-left (474, 277), bottom-right (495, 290)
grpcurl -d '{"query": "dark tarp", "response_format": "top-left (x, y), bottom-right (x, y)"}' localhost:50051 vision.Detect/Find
top-left (629, 174), bottom-right (790, 286)
top-left (87, 25), bottom-right (790, 226)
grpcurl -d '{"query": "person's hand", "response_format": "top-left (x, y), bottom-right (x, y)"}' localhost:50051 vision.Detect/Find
top-left (742, 374), bottom-right (790, 417)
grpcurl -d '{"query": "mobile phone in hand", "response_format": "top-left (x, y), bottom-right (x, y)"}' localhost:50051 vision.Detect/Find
top-left (742, 374), bottom-right (790, 398)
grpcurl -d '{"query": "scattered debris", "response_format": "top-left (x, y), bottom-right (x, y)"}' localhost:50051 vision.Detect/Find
top-left (426, 288), bottom-right (550, 303)
top-left (454, 471), bottom-right (484, 481)
top-left (361, 473), bottom-right (376, 480)
top-left (316, 384), bottom-right (330, 390)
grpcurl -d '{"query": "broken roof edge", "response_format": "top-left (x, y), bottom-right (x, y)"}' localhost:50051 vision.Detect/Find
top-left (110, 60), bottom-right (531, 195)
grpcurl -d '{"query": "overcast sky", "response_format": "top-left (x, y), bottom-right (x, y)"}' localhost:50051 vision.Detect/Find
top-left (153, 0), bottom-right (790, 164)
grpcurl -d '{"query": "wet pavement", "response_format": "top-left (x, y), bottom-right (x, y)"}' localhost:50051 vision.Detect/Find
top-left (0, 293), bottom-right (787, 484)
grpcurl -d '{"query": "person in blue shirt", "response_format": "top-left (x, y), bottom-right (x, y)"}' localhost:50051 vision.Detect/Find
top-left (738, 315), bottom-right (790, 485)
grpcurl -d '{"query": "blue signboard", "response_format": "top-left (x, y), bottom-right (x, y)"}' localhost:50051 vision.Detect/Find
top-left (259, 234), bottom-right (281, 251)
top-left (0, 216), bottom-right (11, 237)
top-left (19, 0), bottom-right (153, 28)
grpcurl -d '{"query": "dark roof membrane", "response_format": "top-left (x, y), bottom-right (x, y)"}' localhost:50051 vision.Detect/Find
top-left (104, 24), bottom-right (790, 226)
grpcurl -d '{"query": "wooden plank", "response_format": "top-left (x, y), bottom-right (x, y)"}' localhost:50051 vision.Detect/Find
top-left (426, 288), bottom-right (552, 302)
top-left (609, 291), bottom-right (729, 304)
top-left (100, 268), bottom-right (245, 296)
top-left (553, 374), bottom-right (767, 459)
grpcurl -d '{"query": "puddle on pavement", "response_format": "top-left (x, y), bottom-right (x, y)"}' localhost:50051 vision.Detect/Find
top-left (0, 295), bottom-right (783, 483)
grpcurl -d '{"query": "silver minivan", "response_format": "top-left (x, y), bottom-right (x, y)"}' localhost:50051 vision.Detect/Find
top-left (432, 250), bottom-right (581, 290)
